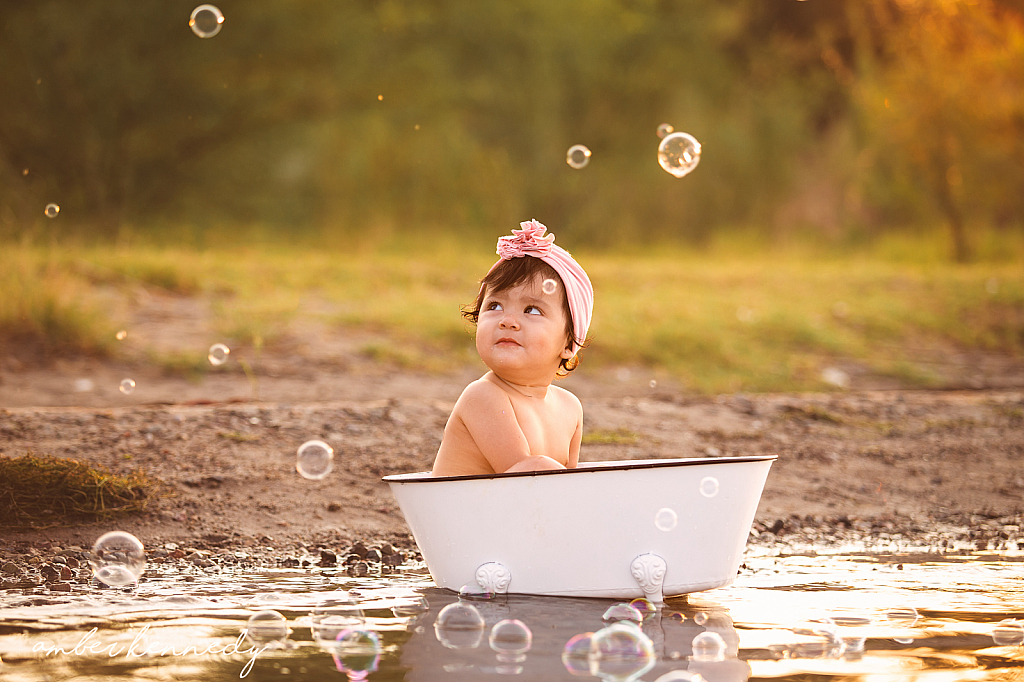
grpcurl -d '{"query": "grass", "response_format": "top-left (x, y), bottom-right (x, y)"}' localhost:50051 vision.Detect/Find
top-left (1, 228), bottom-right (1022, 393)
top-left (0, 453), bottom-right (155, 526)
top-left (582, 429), bottom-right (641, 445)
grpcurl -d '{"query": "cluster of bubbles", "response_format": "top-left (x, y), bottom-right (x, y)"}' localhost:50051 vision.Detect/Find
top-left (189, 4), bottom-right (224, 38)
top-left (89, 531), bottom-right (146, 587)
top-left (566, 123), bottom-right (702, 177)
top-left (653, 476), bottom-right (720, 531)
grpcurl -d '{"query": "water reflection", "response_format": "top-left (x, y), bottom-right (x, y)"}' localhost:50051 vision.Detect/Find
top-left (0, 550), bottom-right (1022, 681)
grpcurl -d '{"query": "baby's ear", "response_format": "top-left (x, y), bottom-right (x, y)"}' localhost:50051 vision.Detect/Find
top-left (560, 345), bottom-right (575, 360)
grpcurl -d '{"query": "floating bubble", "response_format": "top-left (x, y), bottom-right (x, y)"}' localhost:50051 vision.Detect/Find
top-left (993, 619), bottom-right (1024, 646)
top-left (393, 596), bottom-right (429, 618)
top-left (693, 612), bottom-right (709, 626)
top-left (542, 278), bottom-right (558, 295)
top-left (657, 132), bottom-right (701, 178)
top-left (590, 623), bottom-right (656, 682)
top-left (655, 672), bottom-right (705, 682)
top-left (699, 476), bottom-right (719, 498)
top-left (561, 632), bottom-right (594, 676)
top-left (44, 203), bottom-right (59, 218)
top-left (311, 598), bottom-right (365, 650)
top-left (457, 582), bottom-right (495, 601)
top-left (603, 603), bottom-right (643, 624)
top-left (649, 379), bottom-right (657, 388)
top-left (296, 440), bottom-right (334, 480)
top-left (189, 4), bottom-right (224, 38)
top-left (655, 508), bottom-right (678, 531)
top-left (119, 378), bottom-right (136, 395)
top-left (435, 602), bottom-right (485, 649)
top-left (657, 123), bottom-right (674, 139)
top-left (691, 631), bottom-right (726, 662)
top-left (330, 628), bottom-right (381, 675)
top-left (89, 531), bottom-right (146, 586)
top-left (629, 598), bottom-right (656, 620)
top-left (490, 619), bottom-right (532, 663)
top-left (566, 144), bottom-right (592, 169)
top-left (208, 343), bottom-right (230, 365)
top-left (245, 610), bottom-right (289, 644)
top-left (116, 330), bottom-right (127, 341)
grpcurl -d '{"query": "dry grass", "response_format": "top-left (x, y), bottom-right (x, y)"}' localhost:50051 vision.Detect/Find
top-left (0, 453), bottom-right (155, 526)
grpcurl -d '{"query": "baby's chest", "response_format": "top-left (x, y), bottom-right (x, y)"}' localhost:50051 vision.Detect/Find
top-left (513, 402), bottom-right (572, 449)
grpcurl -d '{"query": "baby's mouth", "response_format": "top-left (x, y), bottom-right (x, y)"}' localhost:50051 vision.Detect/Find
top-left (495, 337), bottom-right (521, 346)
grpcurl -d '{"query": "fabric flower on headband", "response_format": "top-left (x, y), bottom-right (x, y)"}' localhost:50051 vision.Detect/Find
top-left (488, 219), bottom-right (593, 355)
top-left (496, 219), bottom-right (557, 260)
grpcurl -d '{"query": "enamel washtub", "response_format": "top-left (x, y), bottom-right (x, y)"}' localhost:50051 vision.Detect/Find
top-left (383, 455), bottom-right (775, 601)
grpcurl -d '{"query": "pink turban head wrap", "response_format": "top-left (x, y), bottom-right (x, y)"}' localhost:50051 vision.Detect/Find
top-left (486, 219), bottom-right (594, 356)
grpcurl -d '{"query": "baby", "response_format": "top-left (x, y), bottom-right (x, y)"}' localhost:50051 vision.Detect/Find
top-left (431, 220), bottom-right (594, 477)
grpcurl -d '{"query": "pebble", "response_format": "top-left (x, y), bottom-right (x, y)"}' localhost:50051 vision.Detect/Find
top-left (2, 562), bottom-right (21, 575)
top-left (41, 564), bottom-right (60, 582)
top-left (49, 582), bottom-right (72, 592)
top-left (320, 550), bottom-right (337, 566)
top-left (349, 542), bottom-right (368, 558)
top-left (365, 549), bottom-right (382, 563)
top-left (60, 566), bottom-right (73, 581)
top-left (326, 501), bottom-right (342, 512)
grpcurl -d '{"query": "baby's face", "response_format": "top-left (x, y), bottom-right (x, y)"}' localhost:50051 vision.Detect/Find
top-left (475, 275), bottom-right (573, 381)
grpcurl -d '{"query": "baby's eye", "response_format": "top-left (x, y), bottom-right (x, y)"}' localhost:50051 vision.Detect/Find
top-left (525, 305), bottom-right (542, 315)
top-left (486, 301), bottom-right (503, 311)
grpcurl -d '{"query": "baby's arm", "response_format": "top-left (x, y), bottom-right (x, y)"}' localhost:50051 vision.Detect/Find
top-left (458, 381), bottom-right (561, 473)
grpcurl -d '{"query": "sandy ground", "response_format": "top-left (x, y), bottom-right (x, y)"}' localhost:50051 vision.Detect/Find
top-left (2, 365), bottom-right (1022, 556)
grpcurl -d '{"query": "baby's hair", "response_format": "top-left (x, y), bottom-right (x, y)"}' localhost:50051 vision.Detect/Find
top-left (462, 256), bottom-right (587, 374)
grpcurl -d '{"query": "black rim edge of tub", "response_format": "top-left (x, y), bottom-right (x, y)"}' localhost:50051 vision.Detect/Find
top-left (382, 454), bottom-right (778, 484)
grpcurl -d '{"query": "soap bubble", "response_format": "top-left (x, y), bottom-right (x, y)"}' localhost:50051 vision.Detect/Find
top-left (435, 602), bottom-right (485, 649)
top-left (655, 672), bottom-right (705, 682)
top-left (603, 603), bottom-right (643, 624)
top-left (691, 631), bottom-right (726, 661)
top-left (189, 4), bottom-right (224, 38)
top-left (649, 379), bottom-right (657, 388)
top-left (590, 623), bottom-right (656, 681)
top-left (458, 582), bottom-right (495, 601)
top-left (542, 278), bottom-right (558, 295)
top-left (490, 619), bottom-right (532, 663)
top-left (655, 507), bottom-right (678, 531)
top-left (566, 144), bottom-right (592, 169)
top-left (311, 598), bottom-right (365, 650)
top-left (657, 123), bottom-right (674, 139)
top-left (296, 440), bottom-right (334, 480)
top-left (245, 610), bottom-right (289, 644)
top-left (44, 203), bottom-right (59, 218)
top-left (792, 620), bottom-right (845, 658)
top-left (561, 632), bottom-right (594, 676)
top-left (993, 620), bottom-right (1024, 646)
top-left (658, 132), bottom-right (701, 178)
top-left (330, 629), bottom-right (381, 676)
top-left (693, 612), bottom-right (708, 626)
top-left (392, 596), bottom-right (429, 618)
top-left (119, 379), bottom-right (136, 395)
top-left (629, 598), bottom-right (656, 620)
top-left (699, 477), bottom-right (719, 498)
top-left (116, 330), bottom-right (127, 341)
top-left (208, 343), bottom-right (230, 365)
top-left (89, 531), bottom-right (146, 586)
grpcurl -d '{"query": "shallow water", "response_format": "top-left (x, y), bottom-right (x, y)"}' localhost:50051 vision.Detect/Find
top-left (0, 543), bottom-right (1021, 682)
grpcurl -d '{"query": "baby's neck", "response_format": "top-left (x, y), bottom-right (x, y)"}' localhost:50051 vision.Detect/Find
top-left (489, 372), bottom-right (550, 399)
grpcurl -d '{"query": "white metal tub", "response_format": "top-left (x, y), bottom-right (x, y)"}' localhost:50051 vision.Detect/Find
top-left (383, 455), bottom-right (775, 600)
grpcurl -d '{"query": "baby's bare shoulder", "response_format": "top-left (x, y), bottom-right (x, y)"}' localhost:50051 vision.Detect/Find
top-left (456, 376), bottom-right (512, 410)
top-left (550, 384), bottom-right (583, 412)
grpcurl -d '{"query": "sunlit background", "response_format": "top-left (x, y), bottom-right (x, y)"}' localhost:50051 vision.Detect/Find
top-left (1, 0), bottom-right (1022, 397)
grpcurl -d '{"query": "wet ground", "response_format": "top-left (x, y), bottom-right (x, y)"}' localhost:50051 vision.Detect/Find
top-left (0, 536), bottom-right (1021, 681)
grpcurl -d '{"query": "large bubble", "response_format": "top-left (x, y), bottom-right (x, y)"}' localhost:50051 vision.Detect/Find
top-left (189, 4), bottom-right (224, 38)
top-left (658, 132), bottom-right (701, 178)
top-left (311, 597), bottom-right (365, 651)
top-left (992, 619), bottom-right (1024, 646)
top-left (561, 632), bottom-right (594, 676)
top-left (89, 531), bottom-right (146, 586)
top-left (296, 440), bottom-right (334, 480)
top-left (490, 619), bottom-right (532, 663)
top-left (435, 602), bottom-right (485, 649)
top-left (691, 631), bottom-right (727, 661)
top-left (245, 610), bottom-right (289, 645)
top-left (589, 622), bottom-right (656, 681)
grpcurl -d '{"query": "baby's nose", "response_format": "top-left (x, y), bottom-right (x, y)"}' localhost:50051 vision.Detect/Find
top-left (499, 312), bottom-right (520, 329)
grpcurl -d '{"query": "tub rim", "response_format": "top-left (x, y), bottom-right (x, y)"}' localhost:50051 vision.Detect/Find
top-left (382, 454), bottom-right (777, 484)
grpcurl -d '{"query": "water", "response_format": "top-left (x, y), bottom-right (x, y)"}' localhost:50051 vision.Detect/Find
top-left (1, 544), bottom-right (1022, 681)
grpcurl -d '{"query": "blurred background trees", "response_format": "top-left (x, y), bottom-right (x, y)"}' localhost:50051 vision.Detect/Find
top-left (1, 0), bottom-right (1021, 259)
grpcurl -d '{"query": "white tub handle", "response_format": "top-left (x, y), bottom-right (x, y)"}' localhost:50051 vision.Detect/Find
top-left (475, 562), bottom-right (512, 594)
top-left (630, 553), bottom-right (667, 604)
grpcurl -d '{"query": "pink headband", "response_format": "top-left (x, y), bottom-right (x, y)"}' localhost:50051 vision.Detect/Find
top-left (487, 219), bottom-right (594, 355)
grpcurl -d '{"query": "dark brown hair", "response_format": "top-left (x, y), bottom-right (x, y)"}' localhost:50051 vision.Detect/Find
top-left (462, 257), bottom-right (586, 374)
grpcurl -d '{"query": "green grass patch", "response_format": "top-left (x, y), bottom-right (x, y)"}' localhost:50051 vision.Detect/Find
top-left (0, 453), bottom-right (155, 526)
top-left (2, 232), bottom-right (1021, 392)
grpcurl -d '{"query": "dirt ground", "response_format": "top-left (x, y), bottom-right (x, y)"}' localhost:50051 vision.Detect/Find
top-left (2, 357), bottom-right (1023, 554)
